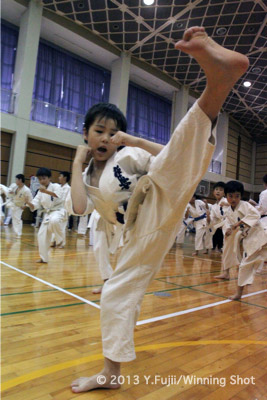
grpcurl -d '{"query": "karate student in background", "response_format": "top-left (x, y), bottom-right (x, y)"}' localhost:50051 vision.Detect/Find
top-left (249, 174), bottom-right (267, 228)
top-left (0, 184), bottom-right (9, 225)
top-left (6, 174), bottom-right (32, 237)
top-left (188, 194), bottom-right (212, 256)
top-left (26, 168), bottom-right (64, 263)
top-left (222, 181), bottom-right (267, 300)
top-left (51, 171), bottom-right (71, 248)
top-left (176, 205), bottom-right (192, 246)
top-left (209, 181), bottom-right (227, 252)
top-left (67, 26), bottom-right (249, 393)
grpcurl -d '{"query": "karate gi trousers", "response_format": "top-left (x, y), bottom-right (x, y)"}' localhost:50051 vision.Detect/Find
top-left (100, 101), bottom-right (216, 362)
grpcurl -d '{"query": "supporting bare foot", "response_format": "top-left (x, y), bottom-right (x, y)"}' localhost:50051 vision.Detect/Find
top-left (50, 241), bottom-right (56, 248)
top-left (36, 259), bottom-right (47, 264)
top-left (192, 251), bottom-right (198, 256)
top-left (203, 250), bottom-right (209, 254)
top-left (229, 286), bottom-right (243, 300)
top-left (175, 27), bottom-right (249, 121)
top-left (92, 286), bottom-right (103, 294)
top-left (56, 242), bottom-right (65, 249)
top-left (214, 272), bottom-right (230, 280)
top-left (71, 358), bottom-right (121, 393)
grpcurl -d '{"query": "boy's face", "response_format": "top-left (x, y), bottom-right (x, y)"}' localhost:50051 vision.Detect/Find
top-left (226, 192), bottom-right (241, 209)
top-left (84, 117), bottom-right (118, 162)
top-left (58, 174), bottom-right (65, 185)
top-left (15, 178), bottom-right (22, 186)
top-left (213, 186), bottom-right (225, 200)
top-left (38, 176), bottom-right (50, 188)
top-left (189, 196), bottom-right (196, 205)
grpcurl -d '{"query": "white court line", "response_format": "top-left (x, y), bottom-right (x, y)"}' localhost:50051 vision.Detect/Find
top-left (137, 289), bottom-right (267, 326)
top-left (0, 261), bottom-right (100, 310)
top-left (2, 261), bottom-right (266, 324)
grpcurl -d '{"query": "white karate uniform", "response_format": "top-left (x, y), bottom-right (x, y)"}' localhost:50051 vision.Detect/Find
top-left (30, 183), bottom-right (64, 262)
top-left (77, 215), bottom-right (89, 235)
top-left (51, 183), bottom-right (70, 245)
top-left (6, 184), bottom-right (32, 236)
top-left (176, 205), bottom-right (192, 244)
top-left (188, 200), bottom-right (212, 251)
top-left (66, 100), bottom-right (216, 362)
top-left (0, 184), bottom-right (8, 221)
top-left (224, 201), bottom-right (267, 286)
top-left (256, 189), bottom-right (267, 228)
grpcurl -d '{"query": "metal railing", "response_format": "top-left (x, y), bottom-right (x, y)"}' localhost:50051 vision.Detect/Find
top-left (0, 88), bottom-right (16, 114)
top-left (31, 99), bottom-right (84, 134)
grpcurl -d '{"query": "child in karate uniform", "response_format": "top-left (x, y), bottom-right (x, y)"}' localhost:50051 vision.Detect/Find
top-left (223, 181), bottom-right (267, 300)
top-left (7, 174), bottom-right (32, 237)
top-left (176, 205), bottom-right (192, 246)
top-left (188, 194), bottom-right (212, 256)
top-left (26, 168), bottom-right (64, 263)
top-left (67, 27), bottom-right (249, 392)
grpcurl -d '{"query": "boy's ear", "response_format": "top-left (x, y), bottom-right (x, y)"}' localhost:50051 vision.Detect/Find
top-left (83, 127), bottom-right (88, 144)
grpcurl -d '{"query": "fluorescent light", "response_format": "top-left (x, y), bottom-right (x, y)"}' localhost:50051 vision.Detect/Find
top-left (143, 0), bottom-right (155, 5)
top-left (243, 81), bottom-right (251, 87)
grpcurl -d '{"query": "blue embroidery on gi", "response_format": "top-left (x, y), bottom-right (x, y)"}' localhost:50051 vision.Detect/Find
top-left (113, 165), bottom-right (131, 190)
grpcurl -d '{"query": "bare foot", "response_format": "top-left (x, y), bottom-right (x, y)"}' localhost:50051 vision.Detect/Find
top-left (175, 27), bottom-right (249, 120)
top-left (229, 293), bottom-right (241, 301)
top-left (203, 250), bottom-right (209, 254)
top-left (56, 242), bottom-right (65, 249)
top-left (71, 374), bottom-right (120, 393)
top-left (192, 251), bottom-right (198, 256)
top-left (92, 286), bottom-right (103, 294)
top-left (36, 259), bottom-right (47, 264)
top-left (50, 241), bottom-right (56, 248)
top-left (214, 273), bottom-right (230, 280)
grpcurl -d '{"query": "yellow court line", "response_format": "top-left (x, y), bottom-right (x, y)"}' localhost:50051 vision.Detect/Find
top-left (1, 340), bottom-right (267, 391)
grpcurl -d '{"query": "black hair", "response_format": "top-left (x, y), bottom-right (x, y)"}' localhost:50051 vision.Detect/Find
top-left (59, 171), bottom-right (70, 182)
top-left (263, 174), bottom-right (267, 184)
top-left (36, 167), bottom-right (51, 178)
top-left (225, 180), bottom-right (244, 196)
top-left (213, 181), bottom-right (225, 190)
top-left (15, 174), bottom-right (25, 183)
top-left (84, 103), bottom-right (127, 133)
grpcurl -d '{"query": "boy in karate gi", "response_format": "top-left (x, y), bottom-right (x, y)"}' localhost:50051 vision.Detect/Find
top-left (176, 205), bottom-right (192, 246)
top-left (68, 27), bottom-right (249, 392)
top-left (188, 194), bottom-right (212, 256)
top-left (51, 171), bottom-right (71, 248)
top-left (249, 174), bottom-right (267, 229)
top-left (6, 174), bottom-right (32, 237)
top-left (26, 168), bottom-right (64, 263)
top-left (209, 181), bottom-right (227, 252)
top-left (222, 181), bottom-right (267, 300)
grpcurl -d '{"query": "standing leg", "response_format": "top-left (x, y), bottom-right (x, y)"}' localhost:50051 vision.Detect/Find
top-left (37, 220), bottom-right (51, 263)
top-left (11, 207), bottom-right (23, 237)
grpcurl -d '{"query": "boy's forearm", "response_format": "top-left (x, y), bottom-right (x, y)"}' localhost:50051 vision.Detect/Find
top-left (71, 161), bottom-right (88, 214)
top-left (136, 137), bottom-right (164, 156)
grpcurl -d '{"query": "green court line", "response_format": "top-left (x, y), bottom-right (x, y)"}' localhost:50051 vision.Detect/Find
top-left (156, 269), bottom-right (221, 279)
top-left (0, 284), bottom-right (103, 297)
top-left (189, 287), bottom-right (267, 310)
top-left (1, 302), bottom-right (86, 316)
top-left (156, 277), bottom-right (238, 289)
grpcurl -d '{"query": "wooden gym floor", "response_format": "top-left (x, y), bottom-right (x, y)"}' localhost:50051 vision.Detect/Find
top-left (1, 224), bottom-right (267, 400)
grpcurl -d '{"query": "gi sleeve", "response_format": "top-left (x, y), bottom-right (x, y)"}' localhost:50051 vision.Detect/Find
top-left (241, 202), bottom-right (261, 227)
top-left (256, 190), bottom-right (267, 216)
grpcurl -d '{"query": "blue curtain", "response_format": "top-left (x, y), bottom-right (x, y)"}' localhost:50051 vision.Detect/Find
top-left (32, 41), bottom-right (110, 129)
top-left (127, 83), bottom-right (172, 144)
top-left (1, 21), bottom-right (18, 89)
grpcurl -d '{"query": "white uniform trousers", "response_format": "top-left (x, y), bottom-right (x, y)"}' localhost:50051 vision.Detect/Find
top-left (195, 226), bottom-right (213, 251)
top-left (38, 210), bottom-right (66, 262)
top-left (100, 101), bottom-right (215, 362)
top-left (77, 215), bottom-right (89, 235)
top-left (11, 206), bottom-right (23, 236)
top-left (238, 247), bottom-right (267, 286)
top-left (222, 229), bottom-right (240, 271)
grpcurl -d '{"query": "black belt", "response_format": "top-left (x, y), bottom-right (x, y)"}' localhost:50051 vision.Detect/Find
top-left (261, 215), bottom-right (267, 218)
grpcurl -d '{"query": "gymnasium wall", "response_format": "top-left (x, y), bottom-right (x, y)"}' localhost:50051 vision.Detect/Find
top-left (226, 119), bottom-right (253, 184)
top-left (1, 131), bottom-right (12, 185)
top-left (255, 143), bottom-right (267, 186)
